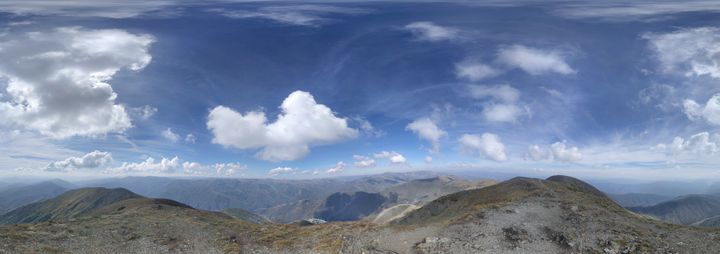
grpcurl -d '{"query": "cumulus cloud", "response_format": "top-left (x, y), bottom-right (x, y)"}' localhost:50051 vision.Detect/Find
top-left (353, 155), bottom-right (376, 167)
top-left (207, 91), bottom-right (358, 161)
top-left (527, 144), bottom-right (549, 161)
top-left (467, 84), bottom-right (527, 123)
top-left (181, 161), bottom-right (245, 176)
top-left (404, 21), bottom-right (459, 41)
top-left (109, 156), bottom-right (244, 176)
top-left (455, 62), bottom-right (500, 81)
top-left (458, 133), bottom-right (507, 162)
top-left (683, 94), bottom-right (720, 125)
top-left (643, 27), bottom-right (720, 78)
top-left (326, 161), bottom-right (346, 174)
top-left (654, 132), bottom-right (720, 157)
top-left (526, 141), bottom-right (583, 162)
top-left (161, 128), bottom-right (180, 142)
top-left (213, 5), bottom-right (370, 26)
top-left (374, 151), bottom-right (407, 164)
top-left (112, 156), bottom-right (179, 174)
top-left (44, 150), bottom-right (112, 172)
top-left (550, 141), bottom-right (583, 162)
top-left (497, 45), bottom-right (575, 75)
top-left (406, 117), bottom-right (447, 153)
top-left (0, 27), bottom-right (154, 138)
top-left (269, 167), bottom-right (295, 175)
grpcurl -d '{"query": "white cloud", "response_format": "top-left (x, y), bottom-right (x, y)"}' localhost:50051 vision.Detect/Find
top-left (185, 133), bottom-right (196, 143)
top-left (326, 161), bottom-right (346, 174)
top-left (0, 1), bottom-right (176, 18)
top-left (455, 62), bottom-right (499, 81)
top-left (129, 105), bottom-right (157, 120)
top-left (526, 144), bottom-right (549, 161)
top-left (425, 155), bottom-right (433, 164)
top-left (550, 141), bottom-right (583, 162)
top-left (404, 21), bottom-right (459, 41)
top-left (44, 150), bottom-right (113, 172)
top-left (497, 45), bottom-right (575, 75)
top-left (654, 132), bottom-right (720, 157)
top-left (269, 167), bottom-right (295, 175)
top-left (352, 117), bottom-right (385, 137)
top-left (683, 94), bottom-right (720, 125)
top-left (161, 128), bottom-right (180, 143)
top-left (181, 161), bottom-right (245, 176)
top-left (109, 156), bottom-right (244, 176)
top-left (526, 141), bottom-right (583, 162)
top-left (555, 1), bottom-right (720, 21)
top-left (643, 27), bottom-right (720, 78)
top-left (406, 117), bottom-right (447, 153)
top-left (637, 84), bottom-right (678, 111)
top-left (483, 104), bottom-right (525, 123)
top-left (112, 156), bottom-right (180, 174)
top-left (353, 155), bottom-right (376, 167)
top-left (467, 84), bottom-right (527, 123)
top-left (207, 90), bottom-right (358, 161)
top-left (467, 84), bottom-right (520, 102)
top-left (0, 27), bottom-right (154, 138)
top-left (374, 151), bottom-right (407, 164)
top-left (213, 5), bottom-right (370, 26)
top-left (458, 133), bottom-right (507, 162)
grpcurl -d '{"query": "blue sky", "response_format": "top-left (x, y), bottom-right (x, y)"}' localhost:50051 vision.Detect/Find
top-left (1, 1), bottom-right (720, 180)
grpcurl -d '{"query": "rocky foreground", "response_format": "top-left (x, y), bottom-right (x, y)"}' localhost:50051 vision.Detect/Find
top-left (1, 175), bottom-right (719, 253)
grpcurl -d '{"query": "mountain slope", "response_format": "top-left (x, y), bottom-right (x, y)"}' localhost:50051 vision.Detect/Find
top-left (381, 176), bottom-right (496, 205)
top-left (628, 194), bottom-right (720, 224)
top-left (223, 208), bottom-right (270, 224)
top-left (0, 187), bottom-right (141, 224)
top-left (349, 176), bottom-right (720, 253)
top-left (0, 180), bottom-right (70, 215)
top-left (314, 191), bottom-right (387, 221)
top-left (609, 193), bottom-right (673, 207)
top-left (2, 175), bottom-right (720, 253)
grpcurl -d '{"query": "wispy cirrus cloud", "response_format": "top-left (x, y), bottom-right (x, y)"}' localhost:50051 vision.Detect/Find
top-left (211, 5), bottom-right (371, 26)
top-left (0, 0), bottom-right (179, 18)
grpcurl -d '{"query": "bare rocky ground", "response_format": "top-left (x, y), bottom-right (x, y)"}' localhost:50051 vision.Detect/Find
top-left (1, 176), bottom-right (719, 254)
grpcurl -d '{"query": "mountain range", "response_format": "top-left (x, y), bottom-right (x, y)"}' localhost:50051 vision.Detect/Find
top-left (1, 175), bottom-right (719, 253)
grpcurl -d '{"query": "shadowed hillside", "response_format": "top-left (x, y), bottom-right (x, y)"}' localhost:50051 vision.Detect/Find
top-left (0, 187), bottom-right (141, 224)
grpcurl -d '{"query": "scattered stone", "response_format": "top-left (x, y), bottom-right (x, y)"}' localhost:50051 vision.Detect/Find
top-left (503, 226), bottom-right (529, 244)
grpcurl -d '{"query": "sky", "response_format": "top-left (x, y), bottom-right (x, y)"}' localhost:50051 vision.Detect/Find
top-left (1, 0), bottom-right (720, 180)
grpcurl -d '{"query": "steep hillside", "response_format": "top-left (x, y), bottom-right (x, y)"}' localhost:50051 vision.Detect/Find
top-left (0, 187), bottom-right (141, 224)
top-left (372, 204), bottom-right (419, 224)
top-left (314, 192), bottom-right (387, 221)
top-left (628, 195), bottom-right (720, 224)
top-left (0, 180), bottom-right (69, 214)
